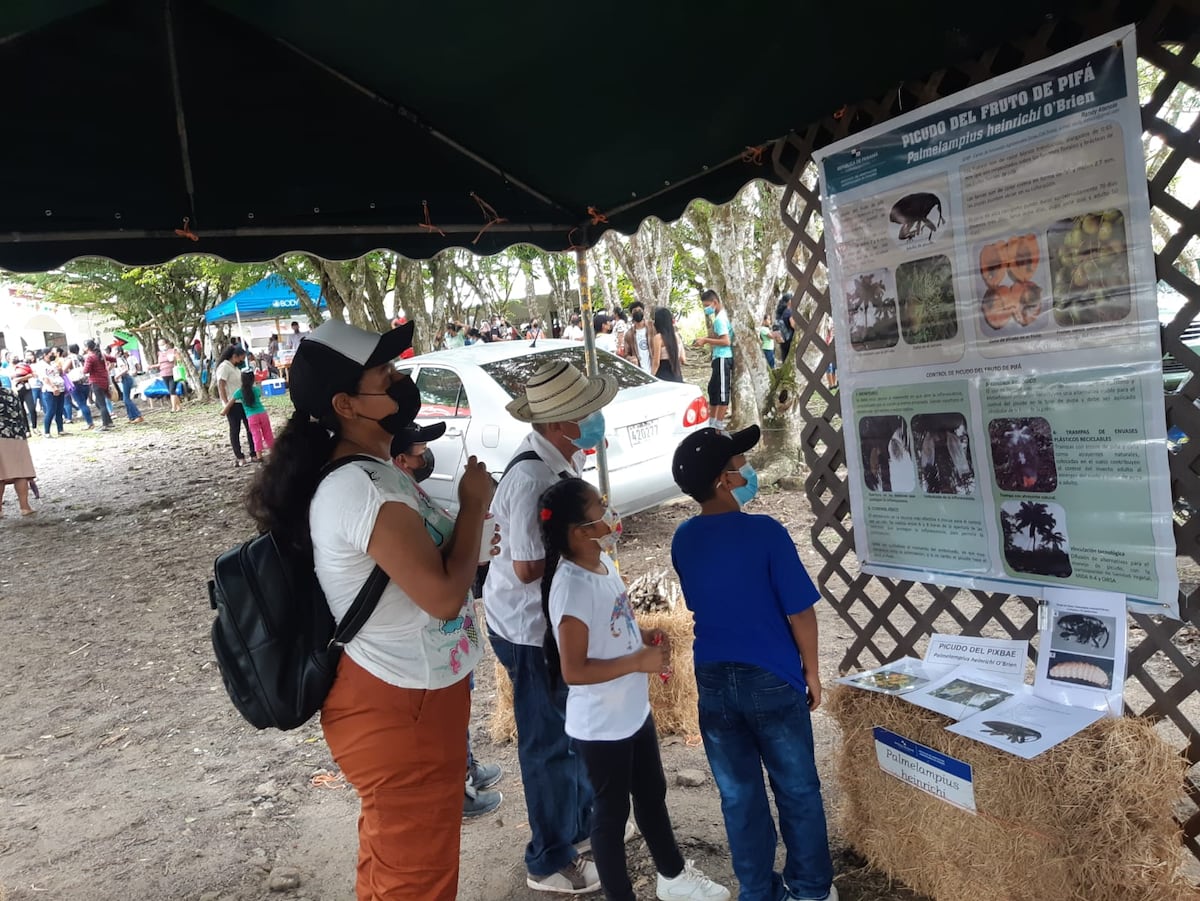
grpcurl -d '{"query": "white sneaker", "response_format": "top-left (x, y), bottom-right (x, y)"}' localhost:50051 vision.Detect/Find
top-left (656, 860), bottom-right (731, 900)
top-left (574, 817), bottom-right (638, 855)
top-left (526, 858), bottom-right (601, 895)
top-left (787, 885), bottom-right (839, 901)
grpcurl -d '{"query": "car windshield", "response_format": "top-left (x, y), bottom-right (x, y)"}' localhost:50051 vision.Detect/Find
top-left (480, 347), bottom-right (655, 399)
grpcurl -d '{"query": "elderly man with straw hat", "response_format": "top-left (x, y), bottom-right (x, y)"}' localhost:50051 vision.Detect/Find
top-left (483, 359), bottom-right (618, 895)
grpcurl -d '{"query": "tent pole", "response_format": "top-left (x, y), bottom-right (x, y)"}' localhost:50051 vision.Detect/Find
top-left (234, 303), bottom-right (246, 358)
top-left (575, 249), bottom-right (611, 504)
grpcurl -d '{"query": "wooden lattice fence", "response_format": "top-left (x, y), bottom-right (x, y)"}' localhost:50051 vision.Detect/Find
top-left (772, 0), bottom-right (1200, 866)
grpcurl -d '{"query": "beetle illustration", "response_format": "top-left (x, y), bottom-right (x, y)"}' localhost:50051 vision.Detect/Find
top-left (889, 192), bottom-right (945, 242)
top-left (1056, 614), bottom-right (1110, 649)
top-left (980, 721), bottom-right (1041, 744)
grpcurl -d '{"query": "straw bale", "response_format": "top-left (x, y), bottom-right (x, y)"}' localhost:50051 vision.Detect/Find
top-left (489, 658), bottom-right (517, 744)
top-left (826, 685), bottom-right (1193, 901)
top-left (637, 605), bottom-right (699, 737)
top-left (488, 604), bottom-right (699, 743)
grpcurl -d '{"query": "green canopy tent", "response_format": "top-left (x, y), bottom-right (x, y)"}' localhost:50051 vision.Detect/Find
top-left (0, 0), bottom-right (1164, 271)
top-left (0, 0), bottom-right (1189, 497)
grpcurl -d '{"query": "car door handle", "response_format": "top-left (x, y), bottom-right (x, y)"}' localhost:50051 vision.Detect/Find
top-left (444, 427), bottom-right (463, 438)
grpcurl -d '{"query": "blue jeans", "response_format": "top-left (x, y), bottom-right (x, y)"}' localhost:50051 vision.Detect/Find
top-left (762, 348), bottom-right (776, 369)
top-left (70, 382), bottom-right (93, 426)
top-left (120, 374), bottom-right (142, 420)
top-left (489, 629), bottom-right (593, 876)
top-left (41, 391), bottom-right (64, 435)
top-left (696, 662), bottom-right (833, 901)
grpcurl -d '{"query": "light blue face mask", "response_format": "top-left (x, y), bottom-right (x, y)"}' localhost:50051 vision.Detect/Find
top-left (729, 463), bottom-right (758, 506)
top-left (703, 305), bottom-right (714, 316)
top-left (570, 410), bottom-right (606, 450)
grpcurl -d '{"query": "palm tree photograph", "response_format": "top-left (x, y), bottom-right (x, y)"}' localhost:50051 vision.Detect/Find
top-left (1000, 499), bottom-right (1073, 577)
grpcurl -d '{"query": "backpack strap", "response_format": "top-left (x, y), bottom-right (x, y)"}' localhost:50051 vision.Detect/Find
top-left (501, 449), bottom-right (570, 481)
top-left (317, 454), bottom-right (391, 645)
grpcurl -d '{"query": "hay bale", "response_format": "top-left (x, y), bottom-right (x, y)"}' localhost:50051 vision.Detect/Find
top-left (826, 685), bottom-right (1193, 901)
top-left (489, 657), bottom-right (517, 744)
top-left (638, 605), bottom-right (699, 737)
top-left (488, 604), bottom-right (699, 743)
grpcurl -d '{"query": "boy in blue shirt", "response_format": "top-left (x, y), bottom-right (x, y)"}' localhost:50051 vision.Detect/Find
top-left (670, 426), bottom-right (836, 901)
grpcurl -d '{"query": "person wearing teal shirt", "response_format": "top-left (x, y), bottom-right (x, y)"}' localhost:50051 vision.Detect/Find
top-left (693, 289), bottom-right (734, 430)
top-left (224, 369), bottom-right (274, 459)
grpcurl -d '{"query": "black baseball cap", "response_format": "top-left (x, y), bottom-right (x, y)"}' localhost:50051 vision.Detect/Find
top-left (672, 425), bottom-right (761, 498)
top-left (289, 320), bottom-right (414, 419)
top-left (390, 421), bottom-right (447, 458)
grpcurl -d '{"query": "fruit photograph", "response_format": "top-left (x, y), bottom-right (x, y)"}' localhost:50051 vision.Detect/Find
top-left (977, 233), bottom-right (1049, 334)
top-left (896, 254), bottom-right (958, 345)
top-left (1046, 209), bottom-right (1132, 326)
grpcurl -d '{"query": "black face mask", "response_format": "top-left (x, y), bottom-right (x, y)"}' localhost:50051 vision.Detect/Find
top-left (376, 377), bottom-right (422, 436)
top-left (632, 310), bottom-right (645, 323)
top-left (412, 448), bottom-right (435, 483)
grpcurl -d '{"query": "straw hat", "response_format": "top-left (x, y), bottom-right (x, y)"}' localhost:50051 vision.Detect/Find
top-left (506, 360), bottom-right (617, 424)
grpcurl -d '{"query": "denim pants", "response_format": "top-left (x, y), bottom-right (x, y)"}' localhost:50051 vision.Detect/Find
top-left (41, 391), bottom-right (65, 435)
top-left (70, 382), bottom-right (93, 426)
top-left (696, 662), bottom-right (833, 901)
top-left (20, 386), bottom-right (40, 430)
top-left (578, 715), bottom-right (684, 901)
top-left (489, 630), bottom-right (593, 876)
top-left (120, 374), bottom-right (142, 420)
top-left (88, 383), bottom-right (114, 427)
top-left (762, 348), bottom-right (776, 369)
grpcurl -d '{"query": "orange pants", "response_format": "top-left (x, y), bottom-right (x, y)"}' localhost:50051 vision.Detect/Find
top-left (321, 654), bottom-right (470, 901)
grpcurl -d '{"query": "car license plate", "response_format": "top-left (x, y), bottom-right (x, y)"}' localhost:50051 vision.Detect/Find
top-left (628, 419), bottom-right (659, 445)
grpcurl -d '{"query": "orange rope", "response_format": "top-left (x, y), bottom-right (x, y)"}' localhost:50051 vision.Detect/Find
top-left (586, 206), bottom-right (609, 225)
top-left (419, 200), bottom-right (446, 237)
top-left (740, 144), bottom-right (766, 165)
top-left (564, 226), bottom-right (588, 252)
top-left (833, 105), bottom-right (848, 120)
top-left (311, 771), bottom-right (345, 789)
top-left (173, 216), bottom-right (199, 242)
top-left (470, 192), bottom-right (508, 244)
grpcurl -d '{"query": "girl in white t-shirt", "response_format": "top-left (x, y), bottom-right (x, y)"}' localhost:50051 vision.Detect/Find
top-left (538, 478), bottom-right (730, 901)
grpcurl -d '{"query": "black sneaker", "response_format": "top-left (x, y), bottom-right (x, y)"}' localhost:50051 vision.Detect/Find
top-left (463, 782), bottom-right (501, 818)
top-left (467, 760), bottom-right (502, 791)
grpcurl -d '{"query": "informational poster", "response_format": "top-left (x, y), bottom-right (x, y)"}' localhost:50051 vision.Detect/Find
top-left (836, 657), bottom-right (953, 695)
top-left (946, 694), bottom-right (1104, 760)
top-left (1033, 587), bottom-right (1127, 716)
top-left (813, 25), bottom-right (1178, 616)
top-left (903, 666), bottom-right (1027, 722)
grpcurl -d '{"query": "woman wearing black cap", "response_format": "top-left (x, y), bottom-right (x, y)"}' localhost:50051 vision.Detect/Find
top-left (247, 320), bottom-right (495, 900)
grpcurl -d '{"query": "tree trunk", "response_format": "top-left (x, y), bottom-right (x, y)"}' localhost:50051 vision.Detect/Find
top-left (397, 257), bottom-right (434, 354)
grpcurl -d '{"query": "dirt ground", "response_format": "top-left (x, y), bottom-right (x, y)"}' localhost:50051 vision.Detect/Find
top-left (0, 396), bottom-right (945, 901)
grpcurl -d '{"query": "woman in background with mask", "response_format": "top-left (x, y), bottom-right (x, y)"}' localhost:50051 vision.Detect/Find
top-left (247, 321), bottom-right (495, 901)
top-left (390, 421), bottom-right (505, 821)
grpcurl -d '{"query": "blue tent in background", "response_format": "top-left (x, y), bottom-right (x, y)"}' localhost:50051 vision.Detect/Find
top-left (204, 274), bottom-right (325, 325)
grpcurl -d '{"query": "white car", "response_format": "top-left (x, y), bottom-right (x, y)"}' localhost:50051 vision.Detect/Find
top-left (395, 339), bottom-right (710, 515)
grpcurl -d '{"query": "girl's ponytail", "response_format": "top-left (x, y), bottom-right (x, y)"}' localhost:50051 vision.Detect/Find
top-left (540, 544), bottom-right (564, 690)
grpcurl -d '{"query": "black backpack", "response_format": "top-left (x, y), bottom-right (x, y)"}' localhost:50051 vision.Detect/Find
top-left (208, 456), bottom-right (389, 730)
